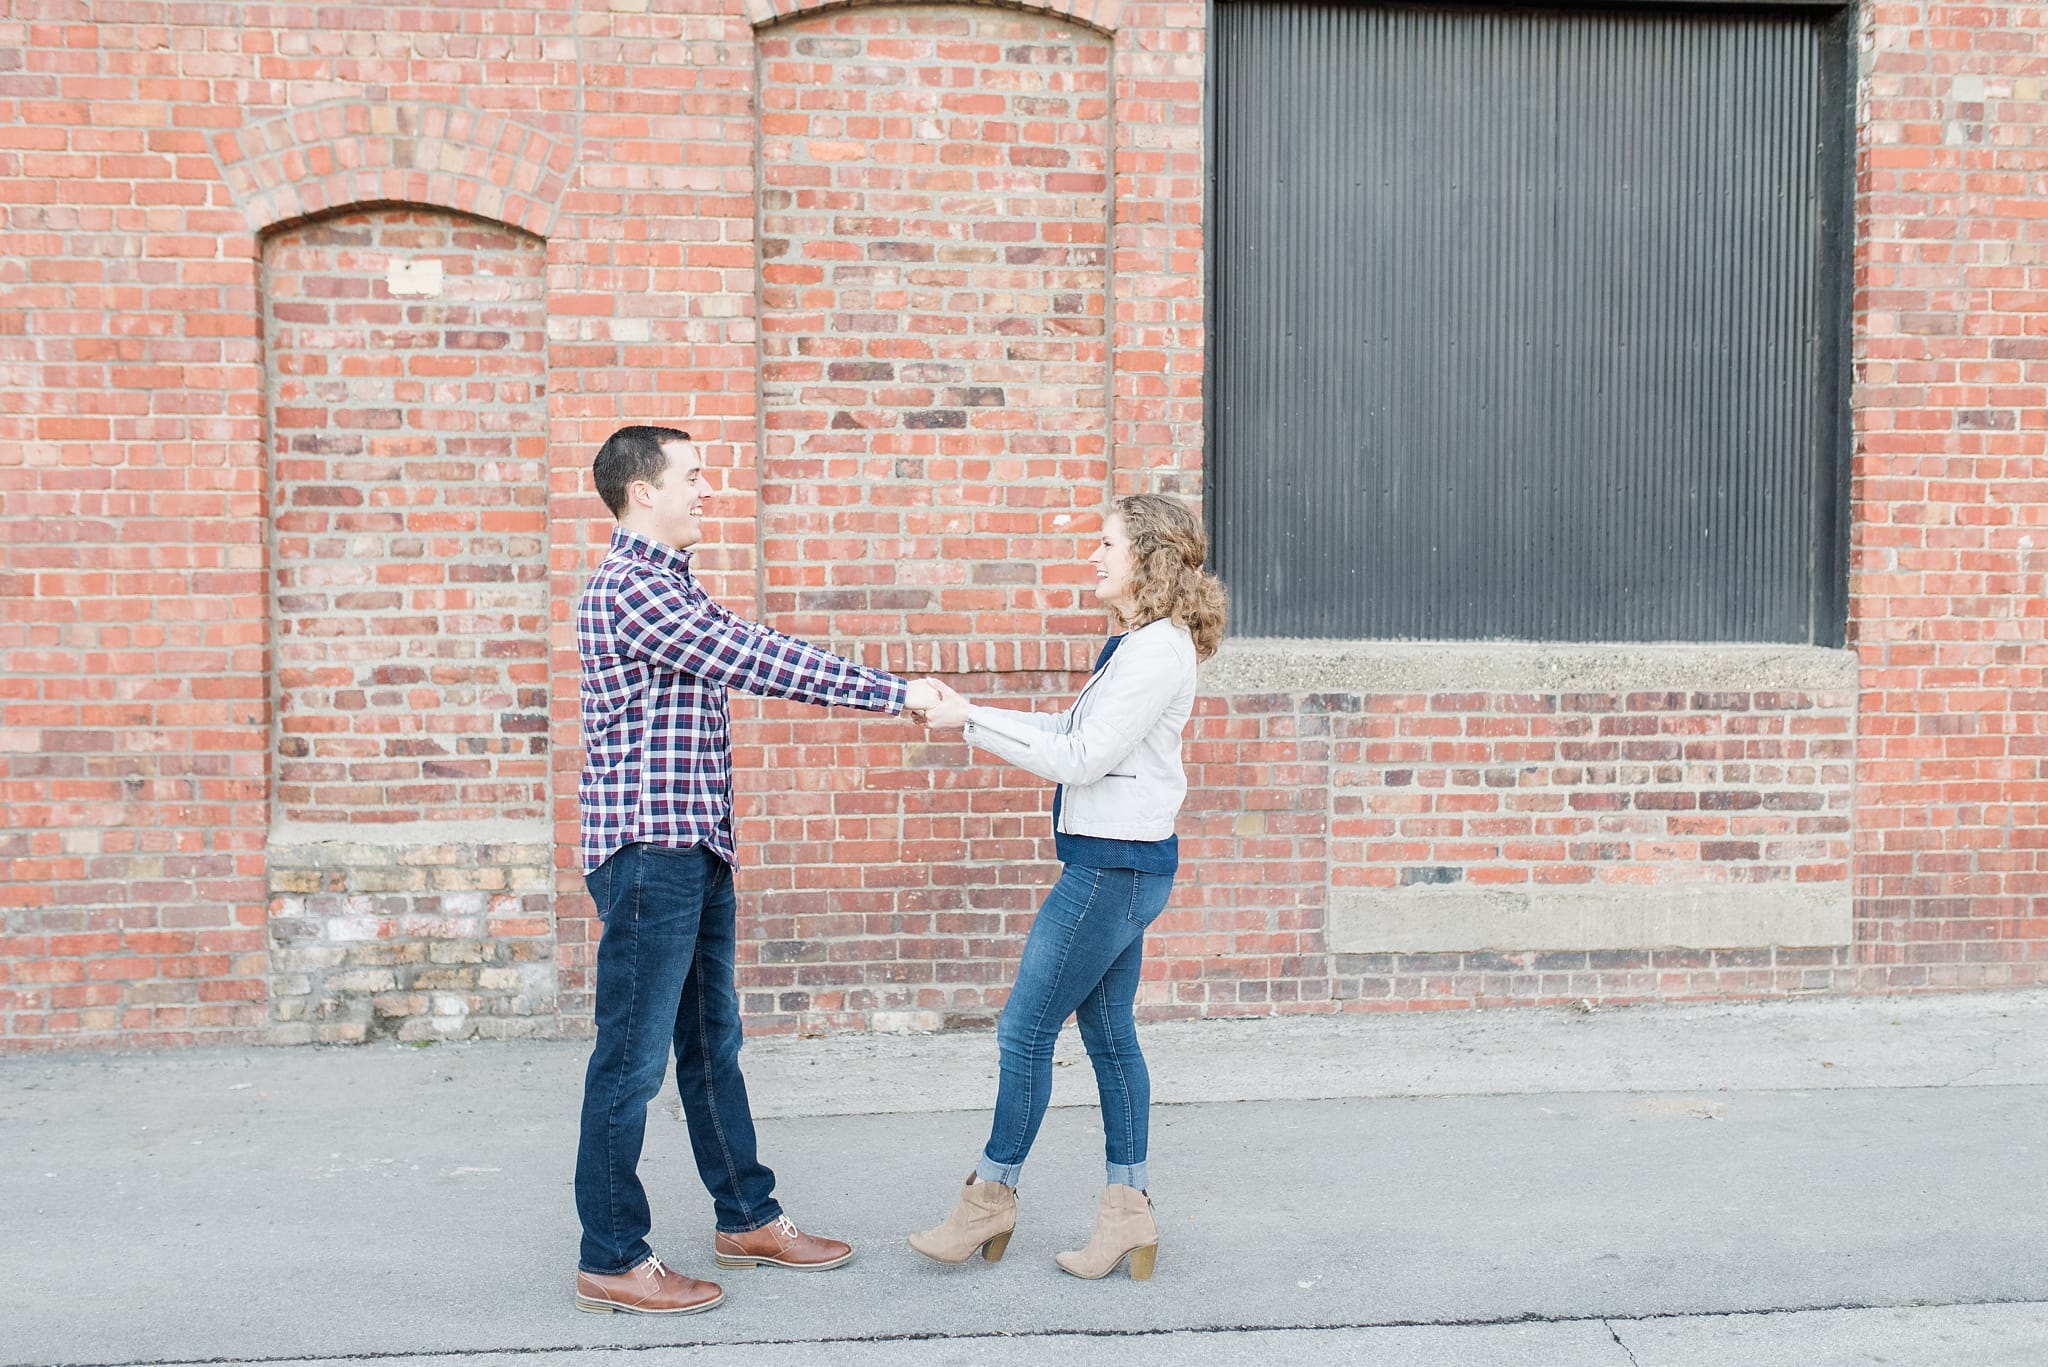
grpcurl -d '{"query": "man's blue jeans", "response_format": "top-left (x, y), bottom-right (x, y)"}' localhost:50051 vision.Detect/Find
top-left (976, 864), bottom-right (1175, 1193)
top-left (575, 842), bottom-right (781, 1274)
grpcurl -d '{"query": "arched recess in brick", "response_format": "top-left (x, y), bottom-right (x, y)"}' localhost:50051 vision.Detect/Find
top-left (262, 206), bottom-right (556, 1044)
top-left (749, 0), bottom-right (1120, 37)
top-left (755, 5), bottom-right (1116, 675)
top-left (216, 103), bottom-right (575, 239)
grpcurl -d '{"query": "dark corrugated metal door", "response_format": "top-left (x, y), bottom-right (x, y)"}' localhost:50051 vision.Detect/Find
top-left (1208, 3), bottom-right (1852, 643)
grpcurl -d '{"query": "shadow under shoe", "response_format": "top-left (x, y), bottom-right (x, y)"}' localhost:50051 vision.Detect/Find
top-left (907, 1172), bottom-right (1019, 1264)
top-left (1054, 1184), bottom-right (1158, 1281)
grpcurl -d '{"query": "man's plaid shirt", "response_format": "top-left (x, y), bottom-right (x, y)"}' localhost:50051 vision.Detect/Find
top-left (577, 527), bottom-right (907, 873)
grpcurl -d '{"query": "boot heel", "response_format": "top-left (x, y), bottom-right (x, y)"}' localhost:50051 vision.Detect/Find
top-left (1126, 1243), bottom-right (1157, 1280)
top-left (980, 1229), bottom-right (1013, 1263)
top-left (575, 1297), bottom-right (616, 1314)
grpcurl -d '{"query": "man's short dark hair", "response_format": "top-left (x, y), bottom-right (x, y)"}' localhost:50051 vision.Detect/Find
top-left (593, 425), bottom-right (692, 517)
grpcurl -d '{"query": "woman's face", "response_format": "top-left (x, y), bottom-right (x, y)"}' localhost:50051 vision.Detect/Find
top-left (1089, 514), bottom-right (1138, 617)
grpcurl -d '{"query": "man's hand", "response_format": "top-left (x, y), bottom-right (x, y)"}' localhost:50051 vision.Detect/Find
top-left (922, 677), bottom-right (972, 729)
top-left (903, 677), bottom-right (939, 722)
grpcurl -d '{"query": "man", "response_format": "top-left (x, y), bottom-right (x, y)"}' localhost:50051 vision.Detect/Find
top-left (571, 424), bottom-right (938, 1316)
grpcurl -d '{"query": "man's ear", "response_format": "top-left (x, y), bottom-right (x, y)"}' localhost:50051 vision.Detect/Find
top-left (629, 479), bottom-right (655, 509)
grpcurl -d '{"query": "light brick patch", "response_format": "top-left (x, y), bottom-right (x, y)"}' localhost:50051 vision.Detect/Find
top-left (267, 837), bottom-right (555, 1043)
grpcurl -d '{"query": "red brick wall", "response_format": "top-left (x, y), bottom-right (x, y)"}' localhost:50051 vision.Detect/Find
top-left (541, 0), bottom-right (775, 1027)
top-left (1322, 686), bottom-right (1858, 1006)
top-left (1, 2), bottom-right (273, 1045)
top-left (3, 0), bottom-right (2045, 1050)
top-left (734, 7), bottom-right (1119, 1029)
top-left (1328, 690), bottom-right (1854, 897)
top-left (1851, 9), bottom-right (2048, 991)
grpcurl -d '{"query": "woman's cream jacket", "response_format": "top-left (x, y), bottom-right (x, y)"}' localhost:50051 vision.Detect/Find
top-left (961, 617), bottom-right (1197, 842)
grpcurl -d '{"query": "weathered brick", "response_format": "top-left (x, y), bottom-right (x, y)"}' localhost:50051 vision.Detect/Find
top-left (4, 0), bottom-right (2044, 1052)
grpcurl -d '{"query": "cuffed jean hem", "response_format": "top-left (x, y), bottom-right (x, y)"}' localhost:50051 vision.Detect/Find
top-left (976, 1152), bottom-right (1025, 1188)
top-left (579, 1251), bottom-right (654, 1277)
top-left (1106, 1160), bottom-right (1149, 1191)
top-left (716, 1203), bottom-right (788, 1236)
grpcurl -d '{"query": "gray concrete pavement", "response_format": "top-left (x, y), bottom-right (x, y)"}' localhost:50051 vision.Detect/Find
top-left (4, 991), bottom-right (2047, 1367)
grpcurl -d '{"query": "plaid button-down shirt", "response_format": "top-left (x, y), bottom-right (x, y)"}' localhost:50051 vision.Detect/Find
top-left (577, 528), bottom-right (907, 873)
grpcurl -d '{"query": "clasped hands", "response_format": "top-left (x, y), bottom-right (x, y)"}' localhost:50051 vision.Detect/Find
top-left (901, 677), bottom-right (971, 728)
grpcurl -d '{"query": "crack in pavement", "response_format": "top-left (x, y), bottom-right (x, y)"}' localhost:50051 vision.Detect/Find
top-left (1944, 1033), bottom-right (2007, 1089)
top-left (24, 1295), bottom-right (2048, 1367)
top-left (1603, 1317), bottom-right (1643, 1366)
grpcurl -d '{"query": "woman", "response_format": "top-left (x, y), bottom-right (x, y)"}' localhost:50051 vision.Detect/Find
top-left (908, 493), bottom-right (1227, 1281)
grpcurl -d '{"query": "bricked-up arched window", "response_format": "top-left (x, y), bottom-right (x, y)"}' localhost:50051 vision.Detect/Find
top-left (265, 208), bottom-right (550, 826)
top-left (757, 7), bottom-right (1114, 648)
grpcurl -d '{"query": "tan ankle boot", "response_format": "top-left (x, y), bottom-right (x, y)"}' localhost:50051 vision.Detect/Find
top-left (1054, 1185), bottom-right (1158, 1280)
top-left (907, 1173), bottom-right (1017, 1264)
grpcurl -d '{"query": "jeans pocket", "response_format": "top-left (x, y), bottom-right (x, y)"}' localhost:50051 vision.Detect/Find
top-left (586, 853), bottom-right (617, 923)
top-left (1123, 872), bottom-right (1174, 929)
top-left (628, 843), bottom-right (712, 931)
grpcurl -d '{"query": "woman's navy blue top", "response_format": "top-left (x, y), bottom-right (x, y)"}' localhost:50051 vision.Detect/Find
top-left (1051, 634), bottom-right (1180, 876)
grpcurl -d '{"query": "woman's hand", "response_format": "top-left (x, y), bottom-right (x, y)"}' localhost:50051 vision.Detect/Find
top-left (921, 677), bottom-right (973, 729)
top-left (902, 677), bottom-right (940, 722)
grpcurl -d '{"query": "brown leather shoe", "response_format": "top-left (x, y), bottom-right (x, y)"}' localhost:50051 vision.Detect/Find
top-left (713, 1213), bottom-right (853, 1271)
top-left (574, 1254), bottom-right (723, 1315)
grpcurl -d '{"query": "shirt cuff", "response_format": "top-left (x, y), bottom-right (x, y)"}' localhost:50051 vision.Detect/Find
top-left (876, 672), bottom-right (909, 715)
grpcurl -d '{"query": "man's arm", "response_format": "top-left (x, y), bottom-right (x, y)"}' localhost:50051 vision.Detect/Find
top-left (614, 571), bottom-right (915, 714)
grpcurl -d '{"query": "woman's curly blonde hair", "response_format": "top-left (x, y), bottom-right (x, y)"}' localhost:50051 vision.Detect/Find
top-left (1113, 493), bottom-right (1228, 661)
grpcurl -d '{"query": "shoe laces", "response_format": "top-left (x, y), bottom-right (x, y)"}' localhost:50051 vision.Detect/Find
top-left (774, 1215), bottom-right (801, 1242)
top-left (640, 1254), bottom-right (670, 1280)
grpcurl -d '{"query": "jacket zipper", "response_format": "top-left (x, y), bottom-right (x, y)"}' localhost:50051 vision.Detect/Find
top-left (1056, 626), bottom-right (1165, 832)
top-left (1055, 654), bottom-right (1117, 838)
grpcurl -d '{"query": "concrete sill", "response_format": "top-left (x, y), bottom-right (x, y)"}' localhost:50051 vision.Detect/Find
top-left (1200, 638), bottom-right (1859, 696)
top-left (1329, 884), bottom-right (1855, 955)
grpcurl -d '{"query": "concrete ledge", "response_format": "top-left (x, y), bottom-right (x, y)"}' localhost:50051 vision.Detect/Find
top-left (1201, 639), bottom-right (1860, 696)
top-left (266, 823), bottom-right (555, 898)
top-left (1328, 884), bottom-right (1854, 954)
top-left (268, 820), bottom-right (554, 850)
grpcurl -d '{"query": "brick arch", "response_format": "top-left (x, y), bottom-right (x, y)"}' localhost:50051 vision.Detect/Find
top-left (747, 0), bottom-right (1120, 37)
top-left (214, 102), bottom-right (576, 239)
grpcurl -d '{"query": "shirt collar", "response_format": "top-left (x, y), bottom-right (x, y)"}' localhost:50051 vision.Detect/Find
top-left (609, 525), bottom-right (695, 576)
